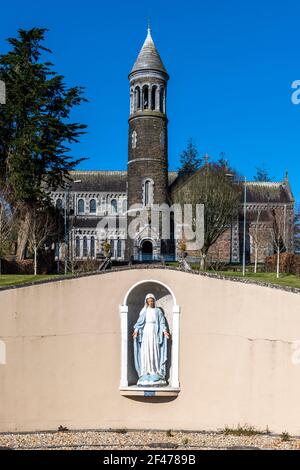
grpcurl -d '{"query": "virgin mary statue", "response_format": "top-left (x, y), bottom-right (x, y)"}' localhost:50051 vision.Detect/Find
top-left (132, 293), bottom-right (170, 386)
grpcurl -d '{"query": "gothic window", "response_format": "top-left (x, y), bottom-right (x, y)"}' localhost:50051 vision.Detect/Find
top-left (134, 86), bottom-right (141, 111)
top-left (111, 199), bottom-right (118, 214)
top-left (117, 239), bottom-right (122, 258)
top-left (91, 236), bottom-right (95, 258)
top-left (143, 85), bottom-right (149, 110)
top-left (75, 236), bottom-right (80, 257)
top-left (56, 198), bottom-right (62, 210)
top-left (159, 87), bottom-right (164, 112)
top-left (90, 199), bottom-right (96, 214)
top-left (151, 85), bottom-right (157, 110)
top-left (130, 88), bottom-right (134, 114)
top-left (83, 236), bottom-right (88, 257)
top-left (132, 131), bottom-right (137, 149)
top-left (78, 198), bottom-right (85, 214)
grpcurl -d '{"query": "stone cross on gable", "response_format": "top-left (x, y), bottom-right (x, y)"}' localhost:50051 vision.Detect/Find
top-left (204, 153), bottom-right (210, 165)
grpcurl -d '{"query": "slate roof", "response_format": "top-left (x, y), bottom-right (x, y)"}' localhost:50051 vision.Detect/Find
top-left (67, 170), bottom-right (178, 192)
top-left (245, 182), bottom-right (294, 204)
top-left (130, 28), bottom-right (168, 76)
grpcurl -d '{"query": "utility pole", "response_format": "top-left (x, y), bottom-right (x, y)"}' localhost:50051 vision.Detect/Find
top-left (242, 176), bottom-right (247, 276)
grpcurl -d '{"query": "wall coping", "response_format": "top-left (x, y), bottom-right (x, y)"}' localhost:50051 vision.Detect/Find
top-left (0, 265), bottom-right (299, 295)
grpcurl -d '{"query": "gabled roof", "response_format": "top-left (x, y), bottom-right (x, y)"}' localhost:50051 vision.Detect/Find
top-left (130, 27), bottom-right (168, 76)
top-left (245, 181), bottom-right (294, 204)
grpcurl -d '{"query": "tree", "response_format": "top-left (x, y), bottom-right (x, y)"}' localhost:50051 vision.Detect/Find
top-left (0, 190), bottom-right (16, 274)
top-left (27, 206), bottom-right (58, 275)
top-left (177, 138), bottom-right (201, 179)
top-left (0, 28), bottom-right (87, 259)
top-left (269, 208), bottom-right (286, 278)
top-left (172, 160), bottom-right (241, 269)
top-left (253, 164), bottom-right (273, 182)
top-left (294, 204), bottom-right (300, 254)
top-left (250, 208), bottom-right (266, 273)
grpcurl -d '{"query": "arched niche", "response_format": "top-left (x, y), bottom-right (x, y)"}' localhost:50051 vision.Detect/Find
top-left (119, 280), bottom-right (180, 396)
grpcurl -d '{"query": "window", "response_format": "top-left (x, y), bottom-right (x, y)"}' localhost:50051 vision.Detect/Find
top-left (143, 85), bottom-right (149, 110)
top-left (78, 199), bottom-right (84, 214)
top-left (144, 179), bottom-right (153, 206)
top-left (111, 199), bottom-right (118, 214)
top-left (135, 86), bottom-right (141, 110)
top-left (75, 237), bottom-right (80, 257)
top-left (159, 87), bottom-right (164, 112)
top-left (151, 85), bottom-right (157, 110)
top-left (122, 199), bottom-right (127, 214)
top-left (56, 198), bottom-right (62, 210)
top-left (90, 199), bottom-right (96, 214)
top-left (117, 239), bottom-right (122, 258)
top-left (91, 237), bottom-right (95, 258)
top-left (110, 239), bottom-right (115, 257)
top-left (83, 236), bottom-right (88, 257)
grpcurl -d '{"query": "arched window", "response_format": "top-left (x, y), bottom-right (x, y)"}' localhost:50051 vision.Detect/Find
top-left (117, 239), bottom-right (122, 258)
top-left (75, 236), bottom-right (80, 257)
top-left (111, 199), bottom-right (118, 214)
top-left (159, 87), bottom-right (165, 112)
top-left (143, 85), bottom-right (149, 110)
top-left (130, 89), bottom-right (134, 114)
top-left (135, 86), bottom-right (141, 111)
top-left (83, 236), bottom-right (88, 257)
top-left (144, 179), bottom-right (153, 206)
top-left (89, 199), bottom-right (96, 214)
top-left (56, 198), bottom-right (62, 210)
top-left (110, 239), bottom-right (115, 257)
top-left (91, 236), bottom-right (95, 258)
top-left (151, 85), bottom-right (157, 110)
top-left (78, 199), bottom-right (85, 214)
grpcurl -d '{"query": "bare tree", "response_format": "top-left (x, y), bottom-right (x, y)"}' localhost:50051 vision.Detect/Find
top-left (0, 190), bottom-right (15, 274)
top-left (27, 208), bottom-right (58, 275)
top-left (171, 161), bottom-right (241, 269)
top-left (251, 208), bottom-right (267, 273)
top-left (269, 208), bottom-right (286, 278)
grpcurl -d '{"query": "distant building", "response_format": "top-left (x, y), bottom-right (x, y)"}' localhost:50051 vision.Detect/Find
top-left (51, 28), bottom-right (294, 264)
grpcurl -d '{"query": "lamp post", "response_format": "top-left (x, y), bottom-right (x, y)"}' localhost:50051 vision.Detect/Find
top-left (242, 176), bottom-right (247, 276)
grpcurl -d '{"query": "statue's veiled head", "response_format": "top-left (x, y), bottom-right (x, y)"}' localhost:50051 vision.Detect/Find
top-left (145, 293), bottom-right (156, 308)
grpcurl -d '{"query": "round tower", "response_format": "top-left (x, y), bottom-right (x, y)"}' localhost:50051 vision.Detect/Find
top-left (127, 27), bottom-right (169, 260)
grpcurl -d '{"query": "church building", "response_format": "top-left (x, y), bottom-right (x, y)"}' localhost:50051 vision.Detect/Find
top-left (51, 27), bottom-right (294, 265)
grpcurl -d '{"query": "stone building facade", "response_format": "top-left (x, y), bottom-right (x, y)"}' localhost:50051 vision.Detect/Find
top-left (51, 28), bottom-right (294, 264)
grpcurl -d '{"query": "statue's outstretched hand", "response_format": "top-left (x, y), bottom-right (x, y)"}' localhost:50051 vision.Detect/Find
top-left (132, 331), bottom-right (138, 338)
top-left (164, 331), bottom-right (170, 339)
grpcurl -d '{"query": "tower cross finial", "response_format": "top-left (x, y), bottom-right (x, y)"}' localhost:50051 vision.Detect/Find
top-left (148, 17), bottom-right (151, 34)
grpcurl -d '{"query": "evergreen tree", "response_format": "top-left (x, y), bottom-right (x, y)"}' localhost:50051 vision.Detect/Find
top-left (254, 164), bottom-right (273, 182)
top-left (177, 138), bottom-right (201, 178)
top-left (0, 28), bottom-right (87, 258)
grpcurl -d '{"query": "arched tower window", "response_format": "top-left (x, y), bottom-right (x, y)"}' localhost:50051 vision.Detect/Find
top-left (151, 85), bottom-right (157, 110)
top-left (78, 199), bottom-right (85, 214)
top-left (142, 85), bottom-right (149, 110)
top-left (83, 236), bottom-right (88, 257)
top-left (143, 179), bottom-right (154, 206)
top-left (91, 236), bottom-right (95, 258)
top-left (159, 87), bottom-right (165, 113)
top-left (111, 199), bottom-right (118, 214)
top-left (89, 199), bottom-right (96, 214)
top-left (134, 86), bottom-right (141, 111)
top-left (75, 236), bottom-right (80, 257)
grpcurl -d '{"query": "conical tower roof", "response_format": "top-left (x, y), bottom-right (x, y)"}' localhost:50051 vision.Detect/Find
top-left (130, 27), bottom-right (168, 75)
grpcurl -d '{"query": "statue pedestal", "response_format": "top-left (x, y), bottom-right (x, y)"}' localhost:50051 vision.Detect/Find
top-left (119, 385), bottom-right (180, 397)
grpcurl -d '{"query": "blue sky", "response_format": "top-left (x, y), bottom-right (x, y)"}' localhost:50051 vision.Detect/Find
top-left (1, 0), bottom-right (300, 202)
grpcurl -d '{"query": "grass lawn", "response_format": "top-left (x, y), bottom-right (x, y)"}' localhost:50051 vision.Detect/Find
top-left (216, 271), bottom-right (300, 289)
top-left (0, 274), bottom-right (63, 288)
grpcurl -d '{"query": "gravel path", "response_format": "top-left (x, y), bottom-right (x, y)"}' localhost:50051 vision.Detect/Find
top-left (0, 430), bottom-right (299, 450)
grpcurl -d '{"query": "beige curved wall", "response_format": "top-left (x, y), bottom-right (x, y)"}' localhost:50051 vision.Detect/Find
top-left (0, 269), bottom-right (300, 433)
